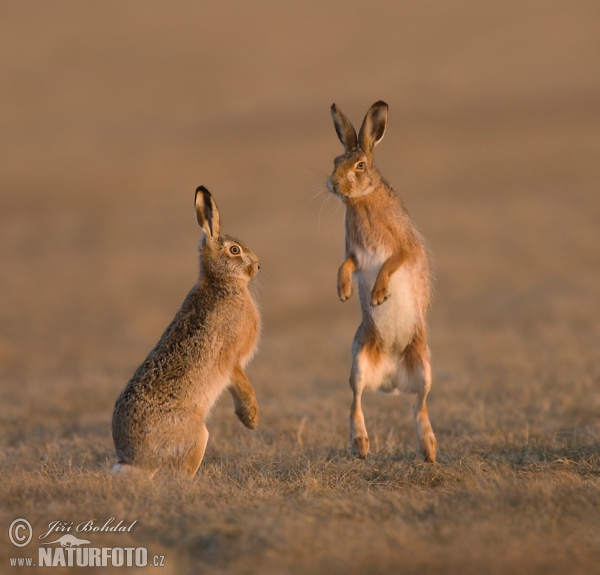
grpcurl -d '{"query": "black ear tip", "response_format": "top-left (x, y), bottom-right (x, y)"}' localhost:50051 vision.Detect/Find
top-left (195, 185), bottom-right (211, 202)
top-left (331, 103), bottom-right (337, 111)
top-left (373, 100), bottom-right (388, 109)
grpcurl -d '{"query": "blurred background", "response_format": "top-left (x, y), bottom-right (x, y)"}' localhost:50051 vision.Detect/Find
top-left (1, 1), bottom-right (599, 571)
top-left (2, 0), bottom-right (599, 438)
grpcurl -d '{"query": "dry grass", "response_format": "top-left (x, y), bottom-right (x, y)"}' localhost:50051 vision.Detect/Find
top-left (2, 327), bottom-right (599, 574)
top-left (2, 1), bottom-right (600, 573)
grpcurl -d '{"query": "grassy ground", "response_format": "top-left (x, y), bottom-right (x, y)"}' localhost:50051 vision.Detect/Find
top-left (1, 1), bottom-right (599, 573)
top-left (2, 376), bottom-right (599, 574)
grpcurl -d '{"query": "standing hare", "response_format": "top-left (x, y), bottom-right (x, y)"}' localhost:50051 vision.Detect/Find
top-left (112, 186), bottom-right (261, 477)
top-left (327, 101), bottom-right (436, 462)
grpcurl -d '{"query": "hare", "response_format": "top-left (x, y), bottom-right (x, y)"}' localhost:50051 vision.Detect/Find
top-left (111, 186), bottom-right (261, 477)
top-left (327, 101), bottom-right (436, 462)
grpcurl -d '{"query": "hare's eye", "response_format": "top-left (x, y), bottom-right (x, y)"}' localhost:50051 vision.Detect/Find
top-left (356, 162), bottom-right (365, 170)
top-left (229, 245), bottom-right (241, 256)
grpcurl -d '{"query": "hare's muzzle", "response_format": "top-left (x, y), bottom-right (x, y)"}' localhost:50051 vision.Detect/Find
top-left (248, 261), bottom-right (260, 278)
top-left (327, 176), bottom-right (336, 194)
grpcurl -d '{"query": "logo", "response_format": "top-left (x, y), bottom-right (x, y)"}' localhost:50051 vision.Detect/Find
top-left (8, 517), bottom-right (166, 569)
top-left (38, 542), bottom-right (149, 568)
top-left (42, 535), bottom-right (91, 547)
top-left (8, 519), bottom-right (32, 548)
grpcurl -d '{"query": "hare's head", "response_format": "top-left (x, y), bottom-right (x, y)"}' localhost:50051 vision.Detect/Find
top-left (327, 101), bottom-right (388, 201)
top-left (195, 186), bottom-right (259, 282)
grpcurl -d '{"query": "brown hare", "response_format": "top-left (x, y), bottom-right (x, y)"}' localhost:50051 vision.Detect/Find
top-left (327, 101), bottom-right (436, 462)
top-left (112, 186), bottom-right (261, 477)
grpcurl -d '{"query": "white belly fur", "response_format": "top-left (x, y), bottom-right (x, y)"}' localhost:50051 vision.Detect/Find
top-left (355, 249), bottom-right (420, 393)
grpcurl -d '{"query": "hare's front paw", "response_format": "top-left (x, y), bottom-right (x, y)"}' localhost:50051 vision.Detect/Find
top-left (370, 282), bottom-right (390, 306)
top-left (235, 404), bottom-right (259, 430)
top-left (338, 277), bottom-right (353, 302)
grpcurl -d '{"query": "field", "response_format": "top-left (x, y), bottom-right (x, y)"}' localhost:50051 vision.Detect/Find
top-left (1, 1), bottom-right (599, 573)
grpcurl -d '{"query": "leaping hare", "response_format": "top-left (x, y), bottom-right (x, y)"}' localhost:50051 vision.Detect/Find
top-left (327, 101), bottom-right (436, 462)
top-left (112, 186), bottom-right (261, 477)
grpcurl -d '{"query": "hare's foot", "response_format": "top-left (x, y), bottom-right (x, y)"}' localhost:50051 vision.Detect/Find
top-left (421, 432), bottom-right (437, 463)
top-left (337, 257), bottom-right (356, 302)
top-left (338, 277), bottom-right (353, 302)
top-left (351, 436), bottom-right (370, 459)
top-left (370, 281), bottom-right (390, 307)
top-left (110, 462), bottom-right (156, 479)
top-left (235, 403), bottom-right (258, 430)
top-left (230, 366), bottom-right (259, 430)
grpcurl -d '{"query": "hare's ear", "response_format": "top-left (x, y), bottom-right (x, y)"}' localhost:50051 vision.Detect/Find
top-left (331, 103), bottom-right (358, 151)
top-left (358, 101), bottom-right (388, 157)
top-left (195, 186), bottom-right (221, 238)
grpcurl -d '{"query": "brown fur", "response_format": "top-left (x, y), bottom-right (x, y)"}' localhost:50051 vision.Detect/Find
top-left (111, 186), bottom-right (261, 477)
top-left (328, 102), bottom-right (436, 462)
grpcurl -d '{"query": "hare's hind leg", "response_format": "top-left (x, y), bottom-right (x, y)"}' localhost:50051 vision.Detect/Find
top-left (349, 358), bottom-right (369, 459)
top-left (349, 324), bottom-right (388, 459)
top-left (402, 334), bottom-right (436, 463)
top-left (184, 421), bottom-right (209, 477)
top-left (147, 414), bottom-right (209, 476)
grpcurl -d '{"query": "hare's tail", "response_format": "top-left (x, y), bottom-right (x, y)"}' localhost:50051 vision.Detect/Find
top-left (110, 462), bottom-right (156, 479)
